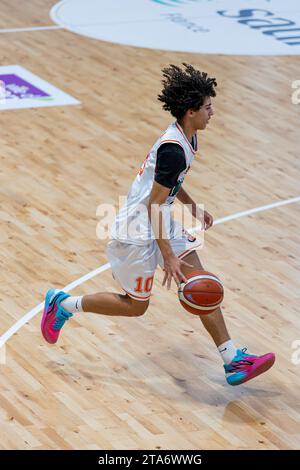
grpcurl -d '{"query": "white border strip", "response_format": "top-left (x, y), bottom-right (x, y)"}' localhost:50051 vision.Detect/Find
top-left (0, 26), bottom-right (63, 33)
top-left (0, 196), bottom-right (299, 348)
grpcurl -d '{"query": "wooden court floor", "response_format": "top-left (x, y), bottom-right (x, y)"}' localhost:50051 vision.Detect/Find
top-left (0, 1), bottom-right (299, 450)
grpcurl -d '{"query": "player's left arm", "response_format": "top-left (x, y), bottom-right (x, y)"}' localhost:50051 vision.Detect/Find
top-left (176, 186), bottom-right (213, 230)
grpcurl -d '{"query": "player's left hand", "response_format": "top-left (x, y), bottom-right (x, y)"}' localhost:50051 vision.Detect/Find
top-left (203, 210), bottom-right (213, 230)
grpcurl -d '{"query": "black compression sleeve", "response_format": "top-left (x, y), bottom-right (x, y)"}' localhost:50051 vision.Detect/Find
top-left (154, 143), bottom-right (186, 189)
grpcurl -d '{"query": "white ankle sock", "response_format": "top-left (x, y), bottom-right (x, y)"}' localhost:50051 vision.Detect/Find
top-left (218, 340), bottom-right (237, 364)
top-left (61, 296), bottom-right (83, 314)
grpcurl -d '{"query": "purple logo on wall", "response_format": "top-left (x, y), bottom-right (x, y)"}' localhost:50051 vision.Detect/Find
top-left (0, 74), bottom-right (52, 100)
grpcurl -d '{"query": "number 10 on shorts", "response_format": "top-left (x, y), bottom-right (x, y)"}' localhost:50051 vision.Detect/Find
top-left (134, 276), bottom-right (154, 294)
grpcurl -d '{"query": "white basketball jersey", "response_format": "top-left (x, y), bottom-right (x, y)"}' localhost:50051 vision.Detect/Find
top-left (110, 121), bottom-right (197, 245)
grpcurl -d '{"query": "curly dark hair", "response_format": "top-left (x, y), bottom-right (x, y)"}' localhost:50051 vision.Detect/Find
top-left (158, 63), bottom-right (217, 120)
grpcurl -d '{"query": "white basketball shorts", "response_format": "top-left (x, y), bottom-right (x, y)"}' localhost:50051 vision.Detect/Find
top-left (107, 222), bottom-right (203, 301)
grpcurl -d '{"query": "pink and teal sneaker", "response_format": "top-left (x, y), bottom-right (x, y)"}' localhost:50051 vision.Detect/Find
top-left (41, 288), bottom-right (72, 344)
top-left (224, 348), bottom-right (275, 386)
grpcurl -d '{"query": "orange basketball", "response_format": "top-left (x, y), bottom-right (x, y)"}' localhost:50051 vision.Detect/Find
top-left (178, 270), bottom-right (224, 315)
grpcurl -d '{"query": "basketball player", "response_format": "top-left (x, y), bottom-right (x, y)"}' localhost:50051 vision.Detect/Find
top-left (41, 64), bottom-right (275, 386)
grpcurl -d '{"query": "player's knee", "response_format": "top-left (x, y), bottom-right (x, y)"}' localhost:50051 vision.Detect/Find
top-left (129, 299), bottom-right (149, 317)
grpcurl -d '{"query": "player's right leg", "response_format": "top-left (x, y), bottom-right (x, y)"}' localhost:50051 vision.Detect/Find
top-left (179, 250), bottom-right (275, 386)
top-left (163, 223), bottom-right (275, 386)
top-left (41, 240), bottom-right (156, 344)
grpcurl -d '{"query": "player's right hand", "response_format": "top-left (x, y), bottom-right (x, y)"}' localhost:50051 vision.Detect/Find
top-left (162, 255), bottom-right (193, 290)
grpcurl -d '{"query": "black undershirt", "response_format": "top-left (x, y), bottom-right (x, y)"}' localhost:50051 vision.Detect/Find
top-left (154, 143), bottom-right (186, 189)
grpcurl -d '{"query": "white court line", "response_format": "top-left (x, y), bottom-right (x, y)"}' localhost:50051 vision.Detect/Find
top-left (189, 195), bottom-right (300, 232)
top-left (0, 25), bottom-right (63, 33)
top-left (0, 195), bottom-right (299, 348)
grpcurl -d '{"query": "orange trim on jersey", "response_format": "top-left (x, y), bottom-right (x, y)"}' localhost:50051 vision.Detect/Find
top-left (125, 290), bottom-right (151, 302)
top-left (175, 122), bottom-right (196, 154)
